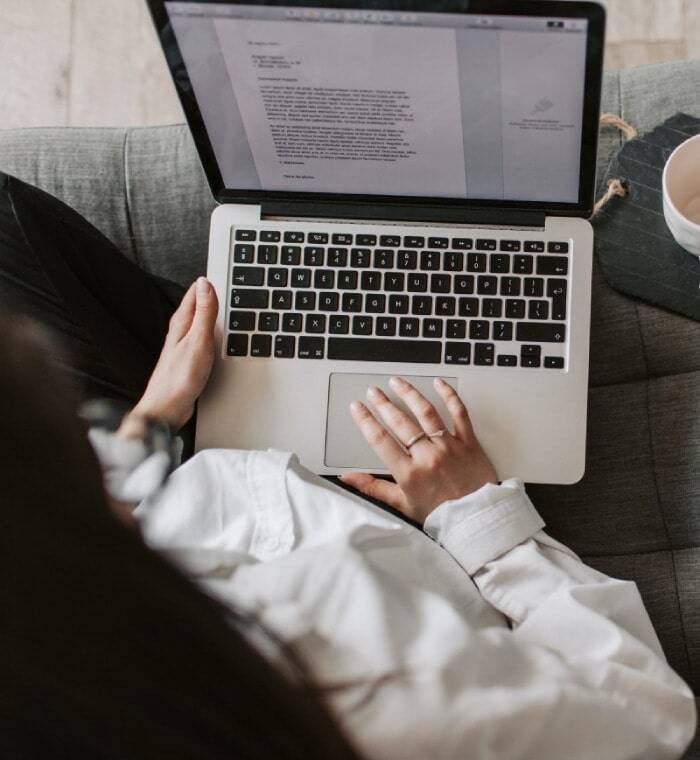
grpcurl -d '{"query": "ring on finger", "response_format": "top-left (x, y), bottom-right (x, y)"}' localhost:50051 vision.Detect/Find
top-left (404, 431), bottom-right (427, 450)
top-left (428, 429), bottom-right (448, 438)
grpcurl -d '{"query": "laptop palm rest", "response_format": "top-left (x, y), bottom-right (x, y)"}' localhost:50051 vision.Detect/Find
top-left (325, 373), bottom-right (458, 470)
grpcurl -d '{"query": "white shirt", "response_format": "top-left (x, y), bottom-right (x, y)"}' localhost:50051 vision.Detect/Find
top-left (136, 449), bottom-right (696, 760)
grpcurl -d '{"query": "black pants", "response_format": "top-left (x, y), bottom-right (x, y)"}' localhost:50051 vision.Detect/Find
top-left (0, 171), bottom-right (186, 408)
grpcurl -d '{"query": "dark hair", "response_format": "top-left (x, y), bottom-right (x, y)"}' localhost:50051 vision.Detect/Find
top-left (0, 320), bottom-right (363, 760)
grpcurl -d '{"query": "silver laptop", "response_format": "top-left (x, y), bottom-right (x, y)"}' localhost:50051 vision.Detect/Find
top-left (148, 0), bottom-right (605, 484)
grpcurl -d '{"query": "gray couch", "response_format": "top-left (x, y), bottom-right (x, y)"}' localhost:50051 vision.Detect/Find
top-left (2, 59), bottom-right (700, 757)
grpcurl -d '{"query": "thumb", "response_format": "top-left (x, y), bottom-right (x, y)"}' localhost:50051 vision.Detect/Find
top-left (192, 277), bottom-right (218, 335)
top-left (340, 472), bottom-right (405, 510)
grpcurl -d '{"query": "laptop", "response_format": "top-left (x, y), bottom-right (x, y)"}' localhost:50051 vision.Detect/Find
top-left (148, 0), bottom-right (605, 484)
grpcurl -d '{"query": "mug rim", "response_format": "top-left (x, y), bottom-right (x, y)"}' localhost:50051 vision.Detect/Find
top-left (662, 132), bottom-right (700, 231)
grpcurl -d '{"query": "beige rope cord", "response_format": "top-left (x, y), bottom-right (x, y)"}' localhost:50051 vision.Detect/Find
top-left (591, 113), bottom-right (638, 218)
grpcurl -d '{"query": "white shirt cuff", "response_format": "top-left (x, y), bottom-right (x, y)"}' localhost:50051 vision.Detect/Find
top-left (423, 479), bottom-right (545, 576)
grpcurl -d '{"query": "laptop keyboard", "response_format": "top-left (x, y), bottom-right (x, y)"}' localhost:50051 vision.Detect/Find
top-left (227, 226), bottom-right (569, 369)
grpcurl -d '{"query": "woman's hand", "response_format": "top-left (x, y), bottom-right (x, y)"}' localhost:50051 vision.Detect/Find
top-left (127, 277), bottom-right (218, 431)
top-left (341, 376), bottom-right (497, 524)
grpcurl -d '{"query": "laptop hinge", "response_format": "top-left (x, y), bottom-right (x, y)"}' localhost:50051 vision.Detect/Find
top-left (256, 200), bottom-right (546, 228)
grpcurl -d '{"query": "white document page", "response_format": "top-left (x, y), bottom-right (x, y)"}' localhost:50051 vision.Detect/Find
top-left (214, 19), bottom-right (467, 197)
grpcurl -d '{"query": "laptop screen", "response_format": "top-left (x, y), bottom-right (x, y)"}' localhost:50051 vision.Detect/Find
top-left (162, 1), bottom-right (595, 207)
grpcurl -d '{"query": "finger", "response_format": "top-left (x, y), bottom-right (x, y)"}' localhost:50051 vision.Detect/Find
top-left (388, 376), bottom-right (447, 435)
top-left (340, 472), bottom-right (405, 510)
top-left (350, 400), bottom-right (407, 471)
top-left (433, 377), bottom-right (474, 442)
top-left (168, 282), bottom-right (197, 342)
top-left (366, 385), bottom-right (423, 449)
top-left (191, 277), bottom-right (219, 338)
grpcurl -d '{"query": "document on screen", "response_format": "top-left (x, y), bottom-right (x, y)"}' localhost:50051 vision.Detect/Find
top-left (214, 18), bottom-right (467, 197)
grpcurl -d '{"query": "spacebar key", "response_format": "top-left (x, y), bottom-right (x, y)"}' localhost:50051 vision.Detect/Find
top-left (328, 338), bottom-right (441, 363)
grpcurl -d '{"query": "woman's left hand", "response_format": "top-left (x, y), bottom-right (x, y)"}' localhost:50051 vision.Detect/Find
top-left (342, 376), bottom-right (497, 524)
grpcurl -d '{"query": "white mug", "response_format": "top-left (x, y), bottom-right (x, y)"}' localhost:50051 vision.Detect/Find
top-left (662, 132), bottom-right (700, 257)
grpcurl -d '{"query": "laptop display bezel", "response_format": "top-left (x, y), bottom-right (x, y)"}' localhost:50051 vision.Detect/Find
top-left (147, 0), bottom-right (605, 220)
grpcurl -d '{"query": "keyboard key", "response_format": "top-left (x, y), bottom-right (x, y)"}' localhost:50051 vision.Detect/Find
top-left (490, 254), bottom-right (510, 273)
top-left (299, 336), bottom-right (324, 359)
top-left (412, 296), bottom-right (432, 315)
top-left (446, 319), bottom-right (466, 339)
top-left (282, 313), bottom-right (303, 333)
top-left (500, 277), bottom-right (521, 296)
top-left (467, 253), bottom-right (487, 273)
top-left (477, 276), bottom-right (497, 295)
top-left (422, 319), bottom-right (443, 338)
top-left (257, 245), bottom-right (278, 265)
top-left (389, 295), bottom-right (409, 314)
top-left (231, 289), bottom-right (268, 309)
top-left (229, 310), bottom-right (255, 331)
top-left (376, 317), bottom-right (397, 336)
top-left (474, 343), bottom-right (495, 366)
top-left (338, 271), bottom-right (359, 290)
top-left (493, 321), bottom-right (513, 341)
top-left (397, 250), bottom-right (418, 270)
top-left (521, 355), bottom-right (541, 368)
top-left (470, 320), bottom-right (490, 340)
top-left (275, 335), bottom-right (295, 358)
top-left (235, 229), bottom-right (256, 241)
top-left (271, 290), bottom-right (292, 310)
top-left (537, 256), bottom-right (568, 276)
top-left (428, 237), bottom-right (448, 249)
top-left (436, 296), bottom-right (456, 316)
top-left (524, 277), bottom-right (544, 297)
top-left (268, 268), bottom-right (288, 287)
top-left (314, 269), bottom-right (335, 289)
top-left (545, 356), bottom-right (565, 368)
top-left (506, 299), bottom-right (526, 319)
top-left (233, 244), bottom-right (255, 263)
top-left (524, 241), bottom-right (545, 253)
top-left (351, 248), bottom-right (371, 268)
top-left (399, 318), bottom-right (419, 337)
top-left (444, 251), bottom-right (464, 271)
top-left (497, 354), bottom-right (517, 366)
top-left (452, 238), bottom-right (473, 250)
top-left (430, 274), bottom-right (450, 293)
top-left (308, 232), bottom-right (328, 244)
top-left (232, 266), bottom-right (264, 286)
top-left (384, 272), bottom-right (405, 292)
top-left (521, 344), bottom-right (541, 357)
top-left (482, 298), bottom-right (502, 318)
top-left (374, 249), bottom-right (394, 269)
top-left (476, 239), bottom-right (497, 251)
top-left (380, 235), bottom-right (401, 247)
top-left (352, 316), bottom-right (373, 335)
top-left (356, 234), bottom-right (377, 246)
top-left (408, 273), bottom-right (428, 292)
top-left (445, 342), bottom-right (471, 365)
top-left (361, 271), bottom-right (382, 291)
top-left (251, 334), bottom-right (272, 357)
top-left (332, 233), bottom-right (353, 245)
top-left (403, 236), bottom-right (425, 248)
top-left (454, 275), bottom-right (474, 295)
top-left (260, 230), bottom-right (281, 242)
top-left (303, 246), bottom-right (324, 266)
top-left (329, 315), bottom-right (350, 334)
top-left (305, 314), bottom-right (326, 334)
top-left (420, 251), bottom-right (441, 270)
top-left (528, 300), bottom-right (549, 320)
top-left (319, 292), bottom-right (339, 311)
top-left (342, 293), bottom-right (362, 312)
top-left (547, 241), bottom-right (569, 254)
top-left (281, 246), bottom-right (301, 265)
top-left (366, 294), bottom-right (386, 313)
top-left (284, 231), bottom-right (304, 243)
top-left (458, 297), bottom-right (479, 317)
top-left (499, 240), bottom-right (521, 252)
top-left (291, 269), bottom-right (311, 288)
top-left (516, 322), bottom-right (566, 343)
top-left (227, 333), bottom-right (248, 356)
top-left (328, 248), bottom-right (348, 267)
top-left (513, 255), bottom-right (534, 274)
top-left (548, 279), bottom-right (567, 320)
top-left (328, 338), bottom-right (441, 363)
top-left (258, 312), bottom-right (279, 332)
top-left (295, 291), bottom-right (316, 310)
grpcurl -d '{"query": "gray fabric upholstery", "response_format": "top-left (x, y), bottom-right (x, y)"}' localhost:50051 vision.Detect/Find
top-left (1, 59), bottom-right (700, 756)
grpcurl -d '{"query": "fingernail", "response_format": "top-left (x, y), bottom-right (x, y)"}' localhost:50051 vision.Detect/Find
top-left (196, 277), bottom-right (209, 297)
top-left (434, 377), bottom-right (446, 387)
top-left (350, 401), bottom-right (362, 414)
top-left (367, 385), bottom-right (383, 400)
top-left (389, 376), bottom-right (406, 389)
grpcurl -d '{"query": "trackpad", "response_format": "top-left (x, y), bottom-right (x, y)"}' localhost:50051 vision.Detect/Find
top-left (325, 372), bottom-right (458, 470)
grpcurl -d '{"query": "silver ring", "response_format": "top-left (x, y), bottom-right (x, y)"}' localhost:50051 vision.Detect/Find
top-left (404, 431), bottom-right (427, 449)
top-left (428, 429), bottom-right (448, 438)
